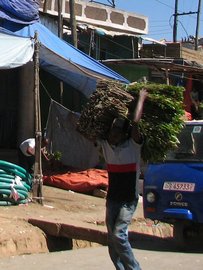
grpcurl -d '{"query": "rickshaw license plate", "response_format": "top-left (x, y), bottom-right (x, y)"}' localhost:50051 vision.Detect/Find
top-left (163, 182), bottom-right (195, 192)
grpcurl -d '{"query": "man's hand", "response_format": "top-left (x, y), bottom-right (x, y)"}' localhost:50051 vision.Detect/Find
top-left (139, 88), bottom-right (148, 101)
top-left (134, 88), bottom-right (148, 123)
top-left (131, 88), bottom-right (148, 143)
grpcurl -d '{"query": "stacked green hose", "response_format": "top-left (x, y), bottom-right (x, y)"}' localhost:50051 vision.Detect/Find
top-left (0, 160), bottom-right (32, 206)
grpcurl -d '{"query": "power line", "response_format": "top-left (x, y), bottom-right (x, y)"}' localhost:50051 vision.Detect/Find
top-left (150, 24), bottom-right (171, 29)
top-left (154, 0), bottom-right (174, 10)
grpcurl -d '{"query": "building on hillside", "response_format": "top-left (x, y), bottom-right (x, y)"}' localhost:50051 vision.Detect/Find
top-left (39, 1), bottom-right (203, 81)
top-left (39, 0), bottom-right (148, 60)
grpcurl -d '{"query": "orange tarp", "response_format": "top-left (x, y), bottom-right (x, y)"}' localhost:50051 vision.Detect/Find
top-left (43, 169), bottom-right (108, 193)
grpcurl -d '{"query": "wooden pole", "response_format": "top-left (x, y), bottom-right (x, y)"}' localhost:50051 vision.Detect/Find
top-left (58, 0), bottom-right (63, 38)
top-left (43, 0), bottom-right (48, 12)
top-left (57, 0), bottom-right (64, 104)
top-left (165, 69), bottom-right (169, 85)
top-left (33, 31), bottom-right (43, 205)
top-left (69, 0), bottom-right (78, 48)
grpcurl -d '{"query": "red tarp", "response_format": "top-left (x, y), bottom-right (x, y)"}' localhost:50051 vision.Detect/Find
top-left (43, 169), bottom-right (108, 193)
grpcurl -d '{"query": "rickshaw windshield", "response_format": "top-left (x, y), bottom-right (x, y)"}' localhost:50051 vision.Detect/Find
top-left (166, 123), bottom-right (203, 161)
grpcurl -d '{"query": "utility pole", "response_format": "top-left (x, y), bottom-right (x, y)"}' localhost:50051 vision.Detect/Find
top-left (195, 0), bottom-right (202, 50)
top-left (69, 0), bottom-right (78, 48)
top-left (173, 0), bottom-right (201, 47)
top-left (173, 0), bottom-right (178, 42)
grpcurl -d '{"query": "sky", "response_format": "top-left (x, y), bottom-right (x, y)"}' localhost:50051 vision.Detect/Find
top-left (92, 0), bottom-right (203, 42)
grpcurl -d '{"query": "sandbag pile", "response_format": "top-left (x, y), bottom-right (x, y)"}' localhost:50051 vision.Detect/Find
top-left (77, 81), bottom-right (185, 162)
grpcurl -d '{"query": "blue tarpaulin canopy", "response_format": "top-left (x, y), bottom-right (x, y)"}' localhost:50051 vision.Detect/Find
top-left (0, 0), bottom-right (129, 96)
top-left (0, 0), bottom-right (39, 24)
top-left (0, 21), bottom-right (129, 97)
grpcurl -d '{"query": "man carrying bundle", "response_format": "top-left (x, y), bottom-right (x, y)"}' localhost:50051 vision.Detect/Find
top-left (98, 88), bottom-right (148, 270)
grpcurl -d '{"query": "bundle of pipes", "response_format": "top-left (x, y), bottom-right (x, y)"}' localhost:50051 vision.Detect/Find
top-left (0, 160), bottom-right (32, 206)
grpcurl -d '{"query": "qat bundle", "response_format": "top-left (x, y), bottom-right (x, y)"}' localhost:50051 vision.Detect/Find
top-left (127, 82), bottom-right (185, 162)
top-left (77, 81), bottom-right (185, 162)
top-left (77, 80), bottom-right (134, 140)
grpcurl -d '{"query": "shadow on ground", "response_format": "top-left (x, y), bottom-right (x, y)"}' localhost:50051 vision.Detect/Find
top-left (130, 232), bottom-right (203, 253)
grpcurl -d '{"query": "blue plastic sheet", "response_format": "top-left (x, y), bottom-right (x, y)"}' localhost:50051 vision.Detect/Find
top-left (0, 0), bottom-right (39, 24)
top-left (0, 22), bottom-right (129, 96)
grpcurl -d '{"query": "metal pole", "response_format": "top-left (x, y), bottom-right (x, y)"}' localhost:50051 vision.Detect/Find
top-left (33, 31), bottom-right (43, 205)
top-left (195, 0), bottom-right (202, 50)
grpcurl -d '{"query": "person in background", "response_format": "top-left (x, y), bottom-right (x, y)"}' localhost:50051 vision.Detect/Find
top-left (99, 88), bottom-right (148, 270)
top-left (18, 137), bottom-right (49, 175)
top-left (190, 88), bottom-right (200, 119)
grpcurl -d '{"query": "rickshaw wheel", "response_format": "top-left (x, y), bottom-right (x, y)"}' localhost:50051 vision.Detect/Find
top-left (173, 222), bottom-right (200, 250)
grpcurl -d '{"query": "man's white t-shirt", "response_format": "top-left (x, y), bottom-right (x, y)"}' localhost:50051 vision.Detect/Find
top-left (99, 138), bottom-right (142, 200)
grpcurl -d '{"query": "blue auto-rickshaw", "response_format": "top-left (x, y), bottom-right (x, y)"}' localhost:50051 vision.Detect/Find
top-left (143, 120), bottom-right (203, 245)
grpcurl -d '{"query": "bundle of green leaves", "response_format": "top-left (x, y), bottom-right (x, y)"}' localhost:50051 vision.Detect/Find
top-left (77, 80), bottom-right (185, 162)
top-left (127, 82), bottom-right (185, 162)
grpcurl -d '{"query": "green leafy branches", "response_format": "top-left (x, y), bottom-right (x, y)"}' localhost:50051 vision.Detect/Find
top-left (127, 83), bottom-right (185, 162)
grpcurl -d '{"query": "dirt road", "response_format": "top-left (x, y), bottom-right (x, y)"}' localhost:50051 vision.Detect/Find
top-left (0, 185), bottom-right (173, 258)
